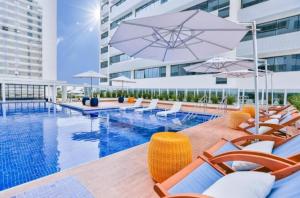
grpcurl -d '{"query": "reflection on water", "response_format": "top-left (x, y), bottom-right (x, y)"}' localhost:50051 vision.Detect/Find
top-left (0, 102), bottom-right (213, 190)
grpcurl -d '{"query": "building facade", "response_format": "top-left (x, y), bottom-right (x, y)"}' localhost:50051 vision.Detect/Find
top-left (99, 0), bottom-right (300, 100)
top-left (0, 0), bottom-right (58, 101)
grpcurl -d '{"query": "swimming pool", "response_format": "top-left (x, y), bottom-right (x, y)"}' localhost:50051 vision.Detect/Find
top-left (0, 102), bottom-right (215, 190)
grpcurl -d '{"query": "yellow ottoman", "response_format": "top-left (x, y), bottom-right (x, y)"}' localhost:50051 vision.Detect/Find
top-left (128, 97), bottom-right (136, 103)
top-left (242, 105), bottom-right (256, 118)
top-left (148, 132), bottom-right (192, 183)
top-left (228, 111), bottom-right (251, 129)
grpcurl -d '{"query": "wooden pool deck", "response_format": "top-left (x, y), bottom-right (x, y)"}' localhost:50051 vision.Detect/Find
top-left (0, 101), bottom-right (249, 197)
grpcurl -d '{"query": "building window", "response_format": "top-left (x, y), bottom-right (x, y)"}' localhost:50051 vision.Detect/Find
top-left (110, 12), bottom-right (132, 30)
top-left (218, 7), bottom-right (229, 18)
top-left (262, 54), bottom-right (300, 72)
top-left (216, 77), bottom-right (227, 84)
top-left (241, 0), bottom-right (269, 9)
top-left (171, 62), bottom-right (203, 76)
top-left (134, 66), bottom-right (166, 79)
top-left (2, 26), bottom-right (8, 31)
top-left (110, 53), bottom-right (131, 64)
top-left (135, 0), bottom-right (169, 17)
top-left (110, 71), bottom-right (131, 79)
top-left (184, 0), bottom-right (229, 18)
top-left (242, 15), bottom-right (300, 41)
top-left (101, 46), bottom-right (108, 54)
top-left (4, 84), bottom-right (46, 100)
top-left (101, 61), bottom-right (108, 68)
top-left (111, 0), bottom-right (127, 12)
top-left (101, 16), bottom-right (108, 24)
top-left (101, 31), bottom-right (108, 39)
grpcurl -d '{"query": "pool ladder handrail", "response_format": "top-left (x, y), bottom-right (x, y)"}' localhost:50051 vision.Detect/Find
top-left (182, 95), bottom-right (208, 122)
top-left (217, 96), bottom-right (228, 115)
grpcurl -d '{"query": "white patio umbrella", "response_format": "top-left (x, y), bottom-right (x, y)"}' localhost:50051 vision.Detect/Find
top-left (214, 70), bottom-right (265, 108)
top-left (184, 57), bottom-right (255, 73)
top-left (109, 10), bottom-right (261, 132)
top-left (111, 76), bottom-right (136, 93)
top-left (109, 10), bottom-right (248, 62)
top-left (74, 71), bottom-right (107, 97)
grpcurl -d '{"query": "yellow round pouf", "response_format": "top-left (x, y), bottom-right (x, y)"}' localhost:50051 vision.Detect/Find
top-left (228, 111), bottom-right (251, 129)
top-left (148, 132), bottom-right (192, 183)
top-left (242, 105), bottom-right (256, 118)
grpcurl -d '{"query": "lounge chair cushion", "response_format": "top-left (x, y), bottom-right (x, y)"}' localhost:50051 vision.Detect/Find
top-left (232, 141), bottom-right (274, 171)
top-left (259, 119), bottom-right (279, 134)
top-left (203, 172), bottom-right (275, 198)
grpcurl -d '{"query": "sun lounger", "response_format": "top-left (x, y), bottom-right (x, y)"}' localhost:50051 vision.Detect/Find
top-left (154, 152), bottom-right (299, 198)
top-left (260, 104), bottom-right (292, 116)
top-left (156, 102), bottom-right (182, 116)
top-left (238, 113), bottom-right (300, 137)
top-left (135, 99), bottom-right (158, 112)
top-left (203, 134), bottom-right (300, 172)
top-left (120, 98), bottom-right (143, 110)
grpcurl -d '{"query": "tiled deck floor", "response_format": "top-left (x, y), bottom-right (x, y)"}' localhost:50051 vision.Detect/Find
top-left (1, 102), bottom-right (247, 198)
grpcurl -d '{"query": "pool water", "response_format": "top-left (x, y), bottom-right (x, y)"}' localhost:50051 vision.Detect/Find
top-left (0, 102), bottom-right (215, 190)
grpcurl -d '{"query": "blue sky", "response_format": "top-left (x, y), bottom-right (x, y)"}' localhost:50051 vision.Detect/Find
top-left (57, 0), bottom-right (100, 84)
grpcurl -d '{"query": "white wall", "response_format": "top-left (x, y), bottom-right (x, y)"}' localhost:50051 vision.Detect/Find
top-left (38, 0), bottom-right (57, 81)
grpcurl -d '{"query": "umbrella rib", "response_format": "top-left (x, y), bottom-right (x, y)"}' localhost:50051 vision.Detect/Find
top-left (179, 31), bottom-right (232, 50)
top-left (109, 33), bottom-right (158, 45)
top-left (174, 31), bottom-right (205, 48)
top-left (177, 35), bottom-right (200, 60)
top-left (152, 28), bottom-right (172, 47)
top-left (130, 39), bottom-right (159, 57)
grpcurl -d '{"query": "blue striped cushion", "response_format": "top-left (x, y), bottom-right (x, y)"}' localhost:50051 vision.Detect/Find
top-left (213, 141), bottom-right (239, 166)
top-left (168, 162), bottom-right (223, 195)
top-left (273, 135), bottom-right (300, 158)
top-left (268, 171), bottom-right (300, 198)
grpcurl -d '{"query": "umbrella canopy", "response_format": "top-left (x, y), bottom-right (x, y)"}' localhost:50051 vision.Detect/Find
top-left (74, 71), bottom-right (107, 79)
top-left (213, 70), bottom-right (265, 78)
top-left (109, 10), bottom-right (248, 62)
top-left (111, 76), bottom-right (136, 83)
top-left (184, 57), bottom-right (255, 73)
top-left (74, 71), bottom-right (107, 97)
top-left (111, 76), bottom-right (136, 93)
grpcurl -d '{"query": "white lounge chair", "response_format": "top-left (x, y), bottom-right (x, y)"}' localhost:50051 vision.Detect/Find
top-left (156, 102), bottom-right (182, 116)
top-left (120, 98), bottom-right (143, 110)
top-left (135, 99), bottom-right (158, 112)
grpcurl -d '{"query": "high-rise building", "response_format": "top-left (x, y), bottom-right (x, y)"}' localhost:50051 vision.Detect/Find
top-left (0, 0), bottom-right (58, 101)
top-left (100, 0), bottom-right (300, 94)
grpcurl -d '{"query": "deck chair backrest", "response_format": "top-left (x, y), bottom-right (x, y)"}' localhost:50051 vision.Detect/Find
top-left (273, 135), bottom-right (300, 158)
top-left (279, 113), bottom-right (300, 125)
top-left (149, 99), bottom-right (158, 108)
top-left (170, 102), bottom-right (182, 112)
top-left (134, 98), bottom-right (143, 107)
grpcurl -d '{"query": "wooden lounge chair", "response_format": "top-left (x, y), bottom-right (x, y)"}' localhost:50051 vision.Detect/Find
top-left (120, 98), bottom-right (143, 110)
top-left (154, 152), bottom-right (300, 198)
top-left (260, 104), bottom-right (292, 116)
top-left (135, 99), bottom-right (158, 112)
top-left (203, 134), bottom-right (300, 173)
top-left (238, 112), bottom-right (300, 137)
top-left (156, 102), bottom-right (182, 116)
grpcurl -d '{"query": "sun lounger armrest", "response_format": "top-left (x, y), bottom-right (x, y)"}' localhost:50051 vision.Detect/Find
top-left (163, 194), bottom-right (212, 198)
top-left (231, 135), bottom-right (285, 147)
top-left (209, 150), bottom-right (296, 173)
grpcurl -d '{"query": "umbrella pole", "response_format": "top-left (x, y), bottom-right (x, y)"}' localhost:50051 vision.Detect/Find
top-left (91, 77), bottom-right (93, 98)
top-left (265, 60), bottom-right (269, 114)
top-left (122, 81), bottom-right (124, 96)
top-left (271, 73), bottom-right (274, 106)
top-left (252, 21), bottom-right (260, 134)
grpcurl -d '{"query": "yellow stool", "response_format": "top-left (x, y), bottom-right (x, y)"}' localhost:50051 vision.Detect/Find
top-left (228, 111), bottom-right (251, 129)
top-left (148, 132), bottom-right (192, 182)
top-left (242, 105), bottom-right (256, 118)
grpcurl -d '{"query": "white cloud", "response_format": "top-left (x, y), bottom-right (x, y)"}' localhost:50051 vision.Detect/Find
top-left (57, 36), bottom-right (64, 46)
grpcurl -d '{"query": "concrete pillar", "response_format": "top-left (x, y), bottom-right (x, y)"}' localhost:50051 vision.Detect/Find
top-left (261, 88), bottom-right (264, 105)
top-left (237, 88), bottom-right (240, 108)
top-left (166, 65), bottom-right (171, 77)
top-left (47, 85), bottom-right (50, 101)
top-left (1, 82), bottom-right (6, 102)
top-left (242, 89), bottom-right (245, 105)
top-left (62, 85), bottom-right (67, 103)
top-left (222, 88), bottom-right (225, 99)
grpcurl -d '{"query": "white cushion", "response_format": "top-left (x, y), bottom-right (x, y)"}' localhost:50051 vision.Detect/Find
top-left (270, 114), bottom-right (282, 119)
top-left (203, 171), bottom-right (275, 198)
top-left (232, 141), bottom-right (274, 171)
top-left (258, 119), bottom-right (279, 134)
